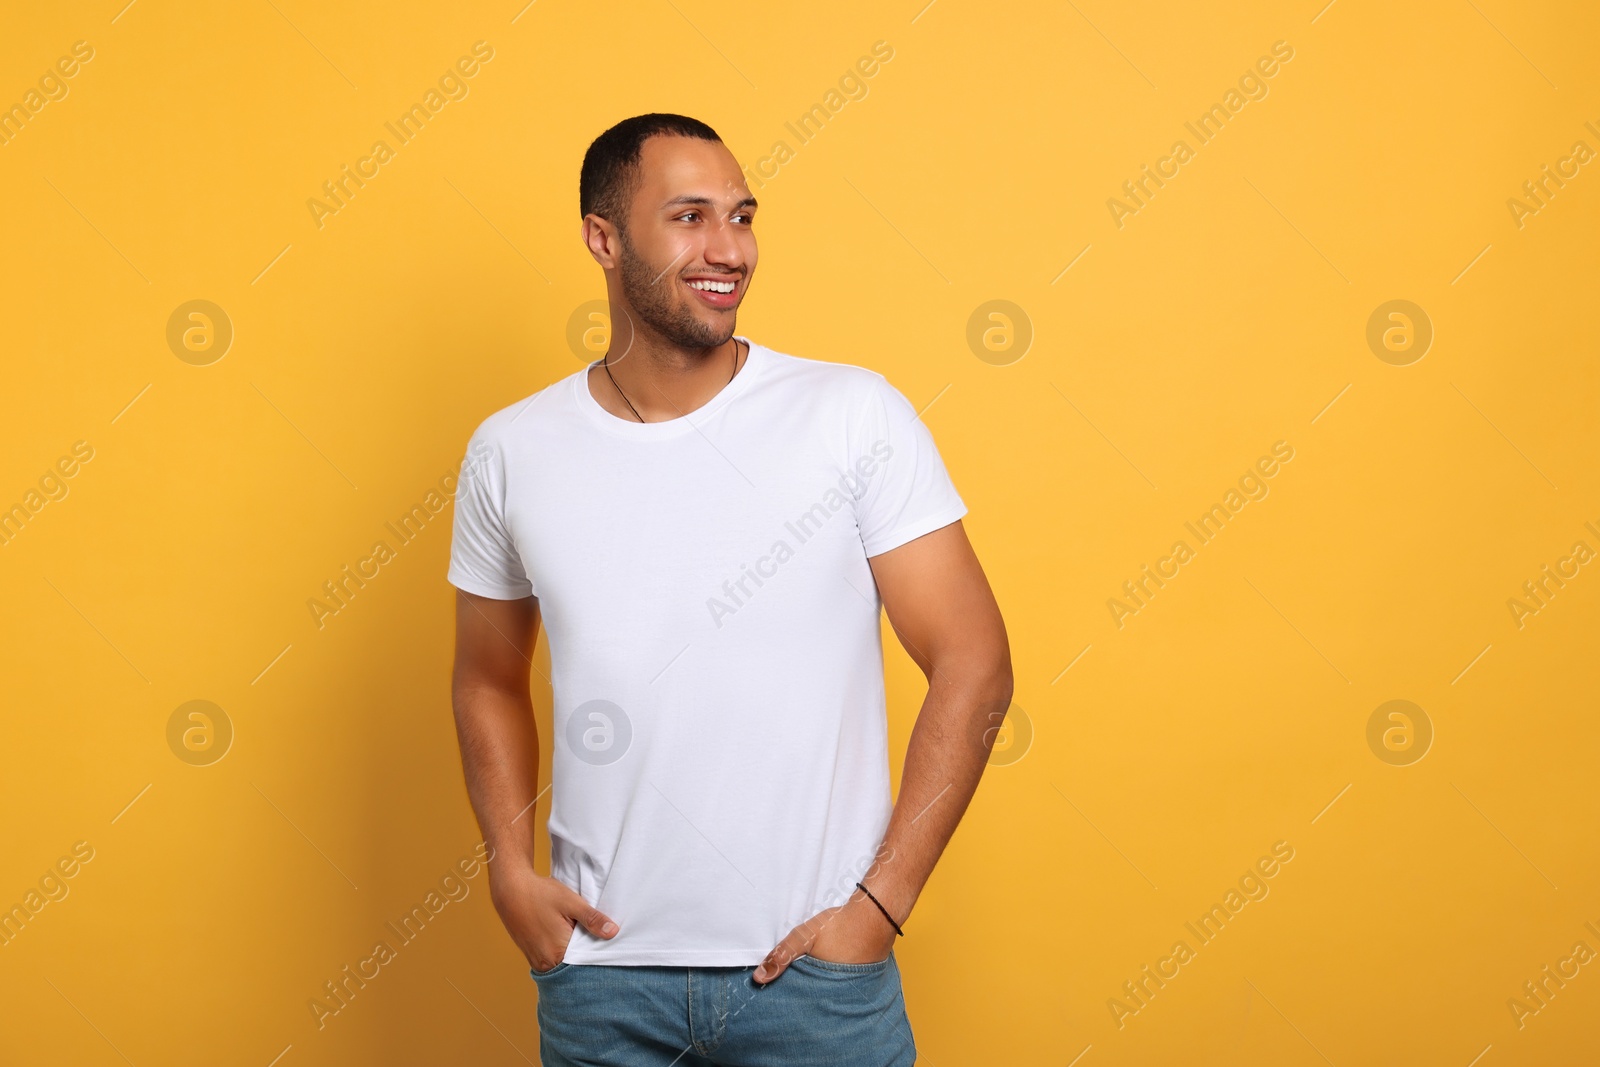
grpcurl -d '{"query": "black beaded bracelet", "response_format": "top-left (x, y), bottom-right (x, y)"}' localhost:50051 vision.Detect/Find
top-left (855, 881), bottom-right (905, 937)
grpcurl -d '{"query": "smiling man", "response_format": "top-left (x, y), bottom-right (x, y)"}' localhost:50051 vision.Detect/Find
top-left (447, 113), bottom-right (1012, 1066)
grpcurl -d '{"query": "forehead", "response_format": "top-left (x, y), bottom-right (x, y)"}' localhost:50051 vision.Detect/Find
top-left (632, 135), bottom-right (750, 211)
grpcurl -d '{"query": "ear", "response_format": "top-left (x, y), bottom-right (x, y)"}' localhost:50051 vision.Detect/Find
top-left (582, 215), bottom-right (621, 268)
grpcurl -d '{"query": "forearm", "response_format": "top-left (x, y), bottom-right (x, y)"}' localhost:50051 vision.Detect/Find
top-left (865, 657), bottom-right (1013, 926)
top-left (451, 682), bottom-right (543, 868)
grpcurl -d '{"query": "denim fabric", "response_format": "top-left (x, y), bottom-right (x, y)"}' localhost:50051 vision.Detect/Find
top-left (530, 951), bottom-right (917, 1066)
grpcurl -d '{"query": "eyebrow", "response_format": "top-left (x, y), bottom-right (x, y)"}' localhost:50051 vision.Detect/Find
top-left (660, 194), bottom-right (759, 212)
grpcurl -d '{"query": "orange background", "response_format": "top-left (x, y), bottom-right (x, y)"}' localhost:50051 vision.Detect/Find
top-left (2, 1), bottom-right (1597, 1064)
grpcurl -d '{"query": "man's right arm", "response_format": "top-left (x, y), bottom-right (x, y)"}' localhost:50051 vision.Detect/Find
top-left (450, 588), bottom-right (619, 970)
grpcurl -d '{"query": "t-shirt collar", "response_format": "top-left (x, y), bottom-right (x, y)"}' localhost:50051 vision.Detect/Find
top-left (573, 335), bottom-right (765, 439)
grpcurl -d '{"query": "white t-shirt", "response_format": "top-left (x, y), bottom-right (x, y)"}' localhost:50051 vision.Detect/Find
top-left (447, 336), bottom-right (967, 965)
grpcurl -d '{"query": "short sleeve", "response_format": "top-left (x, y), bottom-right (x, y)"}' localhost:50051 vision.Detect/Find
top-left (447, 426), bottom-right (534, 599)
top-left (850, 374), bottom-right (968, 558)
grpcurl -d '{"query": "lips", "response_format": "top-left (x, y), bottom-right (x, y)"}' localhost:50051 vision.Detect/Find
top-left (684, 276), bottom-right (740, 309)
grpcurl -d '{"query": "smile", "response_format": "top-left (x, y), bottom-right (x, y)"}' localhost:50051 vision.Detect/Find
top-left (685, 277), bottom-right (740, 308)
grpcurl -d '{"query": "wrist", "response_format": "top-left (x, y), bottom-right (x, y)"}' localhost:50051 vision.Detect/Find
top-left (859, 869), bottom-right (917, 923)
top-left (853, 880), bottom-right (907, 937)
top-left (487, 852), bottom-right (539, 893)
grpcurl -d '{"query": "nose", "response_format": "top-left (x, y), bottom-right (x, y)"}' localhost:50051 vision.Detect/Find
top-left (699, 216), bottom-right (748, 273)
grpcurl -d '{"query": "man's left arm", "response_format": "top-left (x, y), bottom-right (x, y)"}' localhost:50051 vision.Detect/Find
top-left (754, 519), bottom-right (1012, 982)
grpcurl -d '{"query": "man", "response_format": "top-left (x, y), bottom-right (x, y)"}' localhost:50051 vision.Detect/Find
top-left (447, 113), bottom-right (1012, 1066)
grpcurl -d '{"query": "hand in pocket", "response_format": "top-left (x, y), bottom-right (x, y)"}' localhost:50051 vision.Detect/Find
top-left (490, 863), bottom-right (618, 973)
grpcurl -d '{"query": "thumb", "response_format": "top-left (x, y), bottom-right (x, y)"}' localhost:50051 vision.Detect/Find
top-left (753, 926), bottom-right (807, 985)
top-left (563, 888), bottom-right (619, 939)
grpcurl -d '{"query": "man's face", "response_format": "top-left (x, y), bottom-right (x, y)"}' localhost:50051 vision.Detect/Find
top-left (612, 135), bottom-right (757, 350)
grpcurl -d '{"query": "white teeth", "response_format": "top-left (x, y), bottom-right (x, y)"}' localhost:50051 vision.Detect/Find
top-left (688, 280), bottom-right (735, 293)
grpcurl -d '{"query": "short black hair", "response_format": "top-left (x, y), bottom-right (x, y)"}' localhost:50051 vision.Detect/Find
top-left (579, 113), bottom-right (723, 231)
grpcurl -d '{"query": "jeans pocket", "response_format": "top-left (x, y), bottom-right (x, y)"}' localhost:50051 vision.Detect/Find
top-left (530, 961), bottom-right (570, 979)
top-left (793, 951), bottom-right (893, 976)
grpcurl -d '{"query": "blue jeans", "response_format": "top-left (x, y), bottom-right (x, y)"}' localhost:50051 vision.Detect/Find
top-left (530, 952), bottom-right (917, 1066)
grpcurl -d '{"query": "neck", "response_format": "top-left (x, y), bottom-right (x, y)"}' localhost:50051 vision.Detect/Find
top-left (592, 328), bottom-right (745, 423)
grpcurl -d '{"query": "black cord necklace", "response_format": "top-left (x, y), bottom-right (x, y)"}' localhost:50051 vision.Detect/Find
top-left (602, 339), bottom-right (744, 423)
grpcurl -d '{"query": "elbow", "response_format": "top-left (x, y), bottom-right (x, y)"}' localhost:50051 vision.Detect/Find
top-left (984, 651), bottom-right (1015, 711)
top-left (981, 622), bottom-right (1014, 701)
top-left (937, 638), bottom-right (1013, 711)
